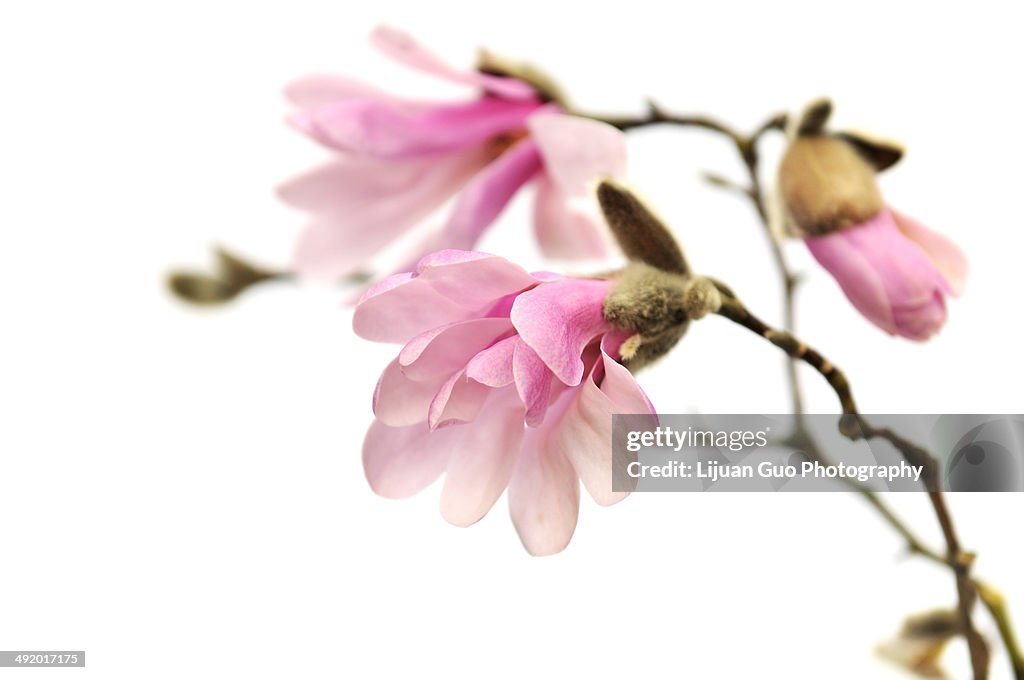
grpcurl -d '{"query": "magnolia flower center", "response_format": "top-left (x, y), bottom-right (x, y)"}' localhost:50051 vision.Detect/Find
top-left (485, 129), bottom-right (530, 160)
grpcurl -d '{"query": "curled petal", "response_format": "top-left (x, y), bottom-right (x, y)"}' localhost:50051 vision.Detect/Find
top-left (465, 336), bottom-right (517, 388)
top-left (512, 339), bottom-right (554, 427)
top-left (372, 359), bottom-right (444, 427)
top-left (511, 278), bottom-right (614, 386)
top-left (427, 370), bottom-right (490, 430)
top-left (371, 26), bottom-right (538, 101)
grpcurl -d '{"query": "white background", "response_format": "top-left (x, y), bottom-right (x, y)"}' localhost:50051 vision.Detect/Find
top-left (2, 1), bottom-right (1022, 678)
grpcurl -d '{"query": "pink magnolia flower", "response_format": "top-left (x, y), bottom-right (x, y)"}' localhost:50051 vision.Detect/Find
top-left (354, 249), bottom-right (655, 556)
top-left (279, 27), bottom-right (626, 281)
top-left (805, 208), bottom-right (967, 341)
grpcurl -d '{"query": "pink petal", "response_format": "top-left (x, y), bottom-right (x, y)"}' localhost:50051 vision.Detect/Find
top-left (807, 210), bottom-right (951, 340)
top-left (465, 336), bottom-right (517, 387)
top-left (372, 359), bottom-right (445, 427)
top-left (528, 114), bottom-right (627, 192)
top-left (370, 26), bottom-right (538, 101)
top-left (508, 431), bottom-right (580, 556)
top-left (427, 370), bottom-right (491, 430)
top-left (892, 209), bottom-right (968, 296)
top-left (283, 148), bottom-right (488, 281)
top-left (438, 138), bottom-right (543, 251)
top-left (362, 419), bottom-right (452, 498)
top-left (284, 74), bottom-right (387, 110)
top-left (440, 389), bottom-right (526, 527)
top-left (292, 97), bottom-right (541, 159)
top-left (532, 174), bottom-right (609, 259)
top-left (510, 278), bottom-right (614, 386)
top-left (512, 338), bottom-right (554, 427)
top-left (399, 318), bottom-right (514, 381)
top-left (353, 251), bottom-right (538, 343)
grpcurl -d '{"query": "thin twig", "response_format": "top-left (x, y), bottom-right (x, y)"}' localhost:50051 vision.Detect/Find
top-left (714, 295), bottom-right (993, 679)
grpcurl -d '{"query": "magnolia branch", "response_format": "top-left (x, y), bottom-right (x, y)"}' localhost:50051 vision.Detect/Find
top-left (713, 294), bottom-right (998, 680)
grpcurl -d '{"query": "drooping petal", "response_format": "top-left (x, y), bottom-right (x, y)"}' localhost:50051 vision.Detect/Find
top-left (399, 318), bottom-right (514, 380)
top-left (291, 97), bottom-right (541, 159)
top-left (353, 251), bottom-right (539, 343)
top-left (892, 209), bottom-right (968, 296)
top-left (363, 419), bottom-right (452, 498)
top-left (532, 175), bottom-right (609, 259)
top-left (438, 138), bottom-right (544, 251)
top-left (528, 114), bottom-right (628, 192)
top-left (370, 26), bottom-right (538, 101)
top-left (283, 148), bottom-right (488, 280)
top-left (511, 278), bottom-right (614, 386)
top-left (284, 74), bottom-right (388, 109)
top-left (440, 389), bottom-right (526, 527)
top-left (508, 430), bottom-right (580, 556)
top-left (512, 338), bottom-right (554, 427)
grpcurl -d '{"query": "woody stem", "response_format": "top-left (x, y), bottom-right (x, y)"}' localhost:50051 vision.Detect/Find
top-left (713, 294), bottom-right (994, 680)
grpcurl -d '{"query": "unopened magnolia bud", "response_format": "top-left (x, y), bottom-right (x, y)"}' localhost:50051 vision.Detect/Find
top-left (596, 180), bottom-right (689, 275)
top-left (778, 134), bottom-right (884, 236)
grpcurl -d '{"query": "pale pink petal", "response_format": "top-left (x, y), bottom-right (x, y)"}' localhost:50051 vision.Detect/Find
top-left (371, 26), bottom-right (538, 101)
top-left (399, 318), bottom-right (514, 380)
top-left (440, 389), bottom-right (526, 526)
top-left (372, 359), bottom-right (444, 427)
top-left (363, 420), bottom-right (452, 498)
top-left (546, 365), bottom-right (629, 507)
top-left (353, 252), bottom-right (538, 343)
top-left (508, 432), bottom-right (580, 556)
top-left (284, 74), bottom-right (388, 109)
top-left (528, 114), bottom-right (628, 192)
top-left (292, 97), bottom-right (541, 159)
top-left (510, 278), bottom-right (614, 386)
top-left (438, 138), bottom-right (544, 250)
top-left (512, 338), bottom-right (554, 427)
top-left (597, 346), bottom-right (659, 417)
top-left (284, 148), bottom-right (488, 281)
top-left (892, 209), bottom-right (968, 296)
top-left (465, 335), bottom-right (517, 387)
top-left (533, 175), bottom-right (609, 259)
top-left (427, 370), bottom-right (491, 430)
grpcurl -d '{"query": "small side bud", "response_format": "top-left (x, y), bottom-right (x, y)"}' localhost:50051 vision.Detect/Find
top-left (596, 181), bottom-right (689, 274)
top-left (877, 608), bottom-right (961, 679)
top-left (167, 247), bottom-right (284, 306)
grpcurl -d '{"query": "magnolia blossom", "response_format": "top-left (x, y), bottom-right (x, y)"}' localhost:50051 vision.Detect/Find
top-left (804, 208), bottom-right (967, 341)
top-left (354, 249), bottom-right (656, 556)
top-left (279, 27), bottom-right (626, 280)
